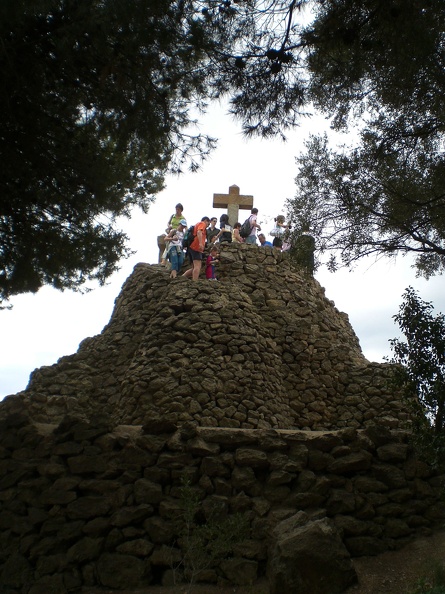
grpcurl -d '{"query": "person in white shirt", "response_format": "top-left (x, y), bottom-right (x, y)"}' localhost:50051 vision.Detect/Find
top-left (245, 208), bottom-right (261, 245)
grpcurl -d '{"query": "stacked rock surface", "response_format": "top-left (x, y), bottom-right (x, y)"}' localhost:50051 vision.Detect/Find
top-left (1, 242), bottom-right (443, 593)
top-left (1, 414), bottom-right (444, 593)
top-left (1, 243), bottom-right (408, 430)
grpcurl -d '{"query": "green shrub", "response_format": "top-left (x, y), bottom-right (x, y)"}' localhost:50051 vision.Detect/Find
top-left (388, 287), bottom-right (445, 468)
top-left (172, 476), bottom-right (250, 590)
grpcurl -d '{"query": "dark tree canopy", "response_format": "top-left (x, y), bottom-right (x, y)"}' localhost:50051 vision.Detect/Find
top-left (287, 131), bottom-right (445, 274)
top-left (2, 0), bottom-right (318, 305)
top-left (287, 0), bottom-right (445, 276)
top-left (3, 0), bottom-right (444, 304)
top-left (0, 0), bottom-right (220, 304)
top-left (1, 0), bottom-right (317, 305)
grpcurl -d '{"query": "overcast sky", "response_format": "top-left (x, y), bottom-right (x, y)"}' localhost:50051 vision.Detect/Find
top-left (1, 103), bottom-right (444, 400)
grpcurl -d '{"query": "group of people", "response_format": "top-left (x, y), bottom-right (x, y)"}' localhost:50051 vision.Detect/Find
top-left (161, 204), bottom-right (291, 281)
top-left (206, 209), bottom-right (262, 245)
top-left (160, 204), bottom-right (215, 281)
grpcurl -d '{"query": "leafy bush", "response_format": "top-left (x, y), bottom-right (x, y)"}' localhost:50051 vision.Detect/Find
top-left (388, 287), bottom-right (445, 466)
top-left (172, 477), bottom-right (250, 590)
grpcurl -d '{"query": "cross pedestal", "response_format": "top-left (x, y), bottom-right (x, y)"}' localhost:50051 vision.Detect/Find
top-left (213, 184), bottom-right (253, 227)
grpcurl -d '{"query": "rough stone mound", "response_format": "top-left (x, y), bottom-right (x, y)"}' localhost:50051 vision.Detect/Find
top-left (0, 243), bottom-right (408, 430)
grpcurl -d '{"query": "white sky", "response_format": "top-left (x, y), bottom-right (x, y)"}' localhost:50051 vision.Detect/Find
top-left (1, 103), bottom-right (444, 399)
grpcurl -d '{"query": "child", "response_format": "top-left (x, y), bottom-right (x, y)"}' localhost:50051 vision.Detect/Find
top-left (270, 215), bottom-right (290, 237)
top-left (206, 247), bottom-right (219, 280)
top-left (232, 222), bottom-right (244, 243)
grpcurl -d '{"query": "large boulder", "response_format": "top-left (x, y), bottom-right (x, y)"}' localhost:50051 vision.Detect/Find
top-left (268, 511), bottom-right (357, 594)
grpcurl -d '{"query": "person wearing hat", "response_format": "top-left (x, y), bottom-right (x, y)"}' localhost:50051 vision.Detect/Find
top-left (165, 218), bottom-right (187, 279)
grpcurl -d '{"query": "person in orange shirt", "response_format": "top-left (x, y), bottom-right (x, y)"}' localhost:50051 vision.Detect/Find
top-left (183, 216), bottom-right (210, 280)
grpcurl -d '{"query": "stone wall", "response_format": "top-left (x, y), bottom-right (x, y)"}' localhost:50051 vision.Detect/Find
top-left (0, 408), bottom-right (444, 593)
top-left (1, 242), bottom-right (432, 593)
top-left (1, 243), bottom-right (409, 431)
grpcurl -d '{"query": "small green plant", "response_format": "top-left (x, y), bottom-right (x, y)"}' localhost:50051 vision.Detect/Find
top-left (410, 560), bottom-right (445, 594)
top-left (172, 476), bottom-right (250, 592)
top-left (411, 580), bottom-right (445, 594)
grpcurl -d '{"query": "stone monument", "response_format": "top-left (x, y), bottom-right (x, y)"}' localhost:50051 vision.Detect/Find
top-left (1, 244), bottom-right (444, 594)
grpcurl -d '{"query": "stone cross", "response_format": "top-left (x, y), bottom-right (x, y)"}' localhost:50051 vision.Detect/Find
top-left (213, 184), bottom-right (253, 227)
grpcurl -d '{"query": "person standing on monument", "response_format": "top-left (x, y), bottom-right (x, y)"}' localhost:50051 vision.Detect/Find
top-left (232, 222), bottom-right (244, 243)
top-left (212, 213), bottom-right (232, 243)
top-left (161, 203), bottom-right (185, 265)
top-left (183, 216), bottom-right (210, 280)
top-left (166, 203), bottom-right (185, 232)
top-left (246, 208), bottom-right (261, 245)
top-left (206, 217), bottom-right (220, 245)
top-left (205, 246), bottom-right (219, 280)
top-left (165, 218), bottom-right (187, 279)
top-left (270, 214), bottom-right (289, 238)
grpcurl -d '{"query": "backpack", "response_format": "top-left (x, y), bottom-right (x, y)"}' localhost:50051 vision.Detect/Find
top-left (239, 216), bottom-right (252, 239)
top-left (182, 225), bottom-right (195, 249)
